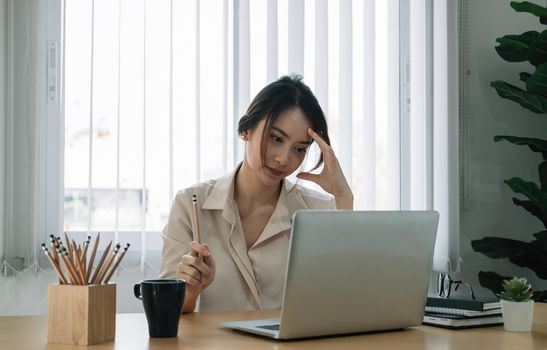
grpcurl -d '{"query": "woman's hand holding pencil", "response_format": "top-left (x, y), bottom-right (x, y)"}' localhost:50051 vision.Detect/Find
top-left (176, 194), bottom-right (216, 313)
top-left (41, 234), bottom-right (130, 285)
top-left (176, 242), bottom-right (215, 311)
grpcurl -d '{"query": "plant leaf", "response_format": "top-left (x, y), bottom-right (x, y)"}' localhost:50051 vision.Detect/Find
top-left (540, 162), bottom-right (547, 214)
top-left (511, 1), bottom-right (547, 19)
top-left (509, 252), bottom-right (547, 279)
top-left (504, 177), bottom-right (541, 202)
top-left (477, 271), bottom-right (510, 296)
top-left (494, 136), bottom-right (547, 160)
top-left (495, 31), bottom-right (539, 62)
top-left (513, 198), bottom-right (547, 228)
top-left (527, 62), bottom-right (547, 94)
top-left (520, 72), bottom-right (533, 82)
top-left (471, 237), bottom-right (530, 259)
top-left (531, 230), bottom-right (547, 250)
top-left (540, 161), bottom-right (547, 190)
top-left (529, 30), bottom-right (547, 65)
top-left (533, 230), bottom-right (547, 240)
top-left (494, 29), bottom-right (547, 66)
top-left (490, 80), bottom-right (547, 113)
top-left (471, 237), bottom-right (547, 278)
top-left (499, 277), bottom-right (534, 301)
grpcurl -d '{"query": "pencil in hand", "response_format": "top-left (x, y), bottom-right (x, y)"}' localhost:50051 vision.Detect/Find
top-left (192, 194), bottom-right (201, 243)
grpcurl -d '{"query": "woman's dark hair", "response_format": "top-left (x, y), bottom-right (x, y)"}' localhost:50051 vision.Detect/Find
top-left (237, 75), bottom-right (330, 171)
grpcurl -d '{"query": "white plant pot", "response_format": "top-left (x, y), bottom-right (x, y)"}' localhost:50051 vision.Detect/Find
top-left (500, 299), bottom-right (534, 332)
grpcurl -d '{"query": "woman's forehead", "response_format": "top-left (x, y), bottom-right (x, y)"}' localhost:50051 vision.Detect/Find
top-left (271, 108), bottom-right (312, 141)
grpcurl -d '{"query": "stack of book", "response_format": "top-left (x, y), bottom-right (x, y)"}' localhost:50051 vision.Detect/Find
top-left (423, 296), bottom-right (503, 329)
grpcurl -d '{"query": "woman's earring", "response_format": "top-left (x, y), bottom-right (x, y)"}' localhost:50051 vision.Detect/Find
top-left (240, 133), bottom-right (248, 141)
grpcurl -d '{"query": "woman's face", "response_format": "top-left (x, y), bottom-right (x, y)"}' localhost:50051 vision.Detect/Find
top-left (243, 107), bottom-right (312, 186)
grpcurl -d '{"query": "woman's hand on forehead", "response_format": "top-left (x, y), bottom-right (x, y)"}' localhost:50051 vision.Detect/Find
top-left (296, 129), bottom-right (353, 209)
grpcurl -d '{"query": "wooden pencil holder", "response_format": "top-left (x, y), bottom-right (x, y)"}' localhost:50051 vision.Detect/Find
top-left (47, 283), bottom-right (116, 345)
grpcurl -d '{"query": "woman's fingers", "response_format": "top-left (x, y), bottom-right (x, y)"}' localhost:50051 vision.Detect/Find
top-left (176, 268), bottom-right (201, 287)
top-left (308, 128), bottom-right (332, 155)
top-left (200, 244), bottom-right (215, 287)
top-left (181, 253), bottom-right (211, 277)
top-left (176, 258), bottom-right (202, 288)
top-left (301, 128), bottom-right (353, 207)
top-left (189, 241), bottom-right (209, 256)
top-left (178, 242), bottom-right (216, 290)
top-left (201, 246), bottom-right (215, 270)
top-left (307, 128), bottom-right (341, 172)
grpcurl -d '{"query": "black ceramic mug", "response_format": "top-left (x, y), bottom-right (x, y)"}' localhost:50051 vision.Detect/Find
top-left (134, 279), bottom-right (185, 338)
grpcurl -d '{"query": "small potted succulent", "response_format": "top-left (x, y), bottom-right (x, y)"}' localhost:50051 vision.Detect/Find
top-left (498, 277), bottom-right (535, 332)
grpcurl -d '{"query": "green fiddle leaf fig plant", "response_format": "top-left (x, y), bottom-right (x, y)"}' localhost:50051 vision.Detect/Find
top-left (498, 277), bottom-right (534, 302)
top-left (470, 1), bottom-right (547, 301)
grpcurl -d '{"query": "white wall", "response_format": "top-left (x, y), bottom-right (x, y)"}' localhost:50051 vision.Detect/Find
top-left (460, 0), bottom-right (547, 295)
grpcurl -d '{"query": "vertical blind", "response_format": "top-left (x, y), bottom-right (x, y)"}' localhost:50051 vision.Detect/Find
top-left (2, 0), bottom-right (460, 275)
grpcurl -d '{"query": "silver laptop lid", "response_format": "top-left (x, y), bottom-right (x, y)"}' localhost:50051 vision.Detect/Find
top-left (278, 210), bottom-right (439, 339)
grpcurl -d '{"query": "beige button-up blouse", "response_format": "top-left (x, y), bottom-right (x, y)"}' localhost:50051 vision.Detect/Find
top-left (159, 165), bottom-right (335, 312)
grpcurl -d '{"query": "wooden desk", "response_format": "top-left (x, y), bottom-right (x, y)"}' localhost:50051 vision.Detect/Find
top-left (2, 303), bottom-right (547, 349)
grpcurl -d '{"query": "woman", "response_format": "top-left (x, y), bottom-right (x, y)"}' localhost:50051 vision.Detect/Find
top-left (159, 75), bottom-right (353, 313)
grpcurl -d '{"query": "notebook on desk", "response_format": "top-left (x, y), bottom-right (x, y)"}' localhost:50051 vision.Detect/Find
top-left (222, 210), bottom-right (440, 340)
top-left (423, 312), bottom-right (503, 329)
top-left (426, 296), bottom-right (501, 311)
top-left (425, 296), bottom-right (501, 317)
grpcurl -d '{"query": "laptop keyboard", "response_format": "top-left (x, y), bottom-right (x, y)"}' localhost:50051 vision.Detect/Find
top-left (257, 324), bottom-right (280, 331)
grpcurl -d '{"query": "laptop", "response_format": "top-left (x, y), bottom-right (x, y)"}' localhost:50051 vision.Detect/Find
top-left (222, 210), bottom-right (439, 340)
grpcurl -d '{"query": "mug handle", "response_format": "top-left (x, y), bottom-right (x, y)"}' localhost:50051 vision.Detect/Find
top-left (134, 283), bottom-right (142, 300)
